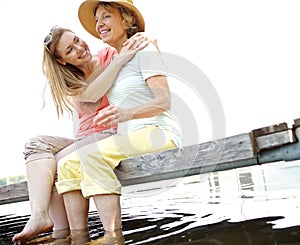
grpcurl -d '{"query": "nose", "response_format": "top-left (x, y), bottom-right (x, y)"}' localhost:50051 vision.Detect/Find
top-left (97, 19), bottom-right (104, 26)
top-left (96, 20), bottom-right (104, 32)
top-left (74, 43), bottom-right (84, 52)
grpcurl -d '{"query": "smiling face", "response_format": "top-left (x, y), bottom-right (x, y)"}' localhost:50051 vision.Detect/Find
top-left (55, 31), bottom-right (92, 66)
top-left (94, 4), bottom-right (128, 51)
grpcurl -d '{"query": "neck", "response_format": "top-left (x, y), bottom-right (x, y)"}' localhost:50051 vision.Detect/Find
top-left (81, 58), bottom-right (97, 80)
top-left (109, 37), bottom-right (128, 53)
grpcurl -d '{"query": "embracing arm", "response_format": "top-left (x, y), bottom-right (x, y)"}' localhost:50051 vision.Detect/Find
top-left (76, 33), bottom-right (150, 103)
top-left (93, 75), bottom-right (171, 125)
top-left (77, 55), bottom-right (126, 103)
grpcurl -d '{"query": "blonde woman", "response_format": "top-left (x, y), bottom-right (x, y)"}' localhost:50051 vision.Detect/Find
top-left (12, 26), bottom-right (148, 244)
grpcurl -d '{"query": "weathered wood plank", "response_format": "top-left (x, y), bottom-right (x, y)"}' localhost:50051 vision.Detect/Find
top-left (0, 133), bottom-right (256, 205)
top-left (0, 181), bottom-right (28, 205)
top-left (1, 118), bottom-right (300, 205)
top-left (117, 133), bottom-right (255, 186)
top-left (251, 122), bottom-right (294, 151)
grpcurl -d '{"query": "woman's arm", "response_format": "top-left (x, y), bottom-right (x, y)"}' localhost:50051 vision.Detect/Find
top-left (93, 75), bottom-right (171, 125)
top-left (76, 33), bottom-right (150, 103)
top-left (124, 75), bottom-right (171, 119)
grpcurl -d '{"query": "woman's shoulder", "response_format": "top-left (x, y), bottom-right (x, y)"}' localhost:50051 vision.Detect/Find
top-left (97, 46), bottom-right (117, 58)
top-left (136, 42), bottom-right (161, 60)
top-left (142, 42), bottom-right (159, 52)
top-left (96, 46), bottom-right (117, 65)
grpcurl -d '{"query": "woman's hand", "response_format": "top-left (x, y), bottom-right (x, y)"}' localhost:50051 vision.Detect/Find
top-left (93, 75), bottom-right (170, 127)
top-left (123, 32), bottom-right (151, 50)
top-left (115, 32), bottom-right (150, 65)
top-left (124, 32), bottom-right (159, 52)
top-left (93, 105), bottom-right (130, 127)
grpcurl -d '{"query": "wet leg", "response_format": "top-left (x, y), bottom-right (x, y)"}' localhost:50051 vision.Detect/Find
top-left (12, 159), bottom-right (62, 243)
top-left (62, 190), bottom-right (90, 230)
top-left (93, 194), bottom-right (122, 231)
top-left (49, 189), bottom-right (70, 239)
top-left (87, 194), bottom-right (123, 244)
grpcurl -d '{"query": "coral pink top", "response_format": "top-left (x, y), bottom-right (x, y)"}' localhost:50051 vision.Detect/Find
top-left (76, 46), bottom-right (118, 138)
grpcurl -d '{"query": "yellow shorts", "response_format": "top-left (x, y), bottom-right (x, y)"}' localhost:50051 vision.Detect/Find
top-left (56, 126), bottom-right (176, 197)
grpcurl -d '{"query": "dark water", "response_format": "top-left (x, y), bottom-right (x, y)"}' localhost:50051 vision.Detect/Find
top-left (1, 160), bottom-right (300, 244)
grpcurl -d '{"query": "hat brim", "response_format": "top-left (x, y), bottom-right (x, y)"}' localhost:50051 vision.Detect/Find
top-left (78, 0), bottom-right (145, 39)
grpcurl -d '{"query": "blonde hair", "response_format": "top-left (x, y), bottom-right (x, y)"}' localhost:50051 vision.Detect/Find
top-left (96, 2), bottom-right (140, 38)
top-left (42, 27), bottom-right (87, 118)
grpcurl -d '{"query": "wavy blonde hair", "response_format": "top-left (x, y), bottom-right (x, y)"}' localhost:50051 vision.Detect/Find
top-left (42, 27), bottom-right (87, 118)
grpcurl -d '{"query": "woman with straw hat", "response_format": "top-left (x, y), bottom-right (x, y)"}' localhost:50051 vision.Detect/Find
top-left (55, 0), bottom-right (182, 243)
top-left (12, 25), bottom-right (149, 244)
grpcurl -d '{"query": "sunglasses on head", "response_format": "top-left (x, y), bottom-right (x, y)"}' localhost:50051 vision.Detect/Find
top-left (43, 25), bottom-right (59, 47)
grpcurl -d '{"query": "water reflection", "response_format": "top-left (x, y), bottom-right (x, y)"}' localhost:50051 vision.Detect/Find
top-left (124, 216), bottom-right (300, 244)
top-left (1, 161), bottom-right (300, 244)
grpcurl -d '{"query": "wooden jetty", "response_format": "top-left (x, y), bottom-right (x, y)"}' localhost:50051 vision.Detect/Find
top-left (1, 118), bottom-right (300, 206)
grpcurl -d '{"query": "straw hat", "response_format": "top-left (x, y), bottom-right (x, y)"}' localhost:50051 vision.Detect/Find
top-left (78, 0), bottom-right (145, 39)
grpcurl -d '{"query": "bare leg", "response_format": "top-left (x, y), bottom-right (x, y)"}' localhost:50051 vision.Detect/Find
top-left (88, 194), bottom-right (123, 244)
top-left (62, 190), bottom-right (90, 230)
top-left (12, 159), bottom-right (69, 243)
top-left (61, 190), bottom-right (91, 244)
top-left (49, 189), bottom-right (70, 238)
top-left (93, 194), bottom-right (122, 231)
top-left (70, 228), bottom-right (91, 245)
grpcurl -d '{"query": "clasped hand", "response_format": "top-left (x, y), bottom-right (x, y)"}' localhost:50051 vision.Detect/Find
top-left (93, 105), bottom-right (128, 127)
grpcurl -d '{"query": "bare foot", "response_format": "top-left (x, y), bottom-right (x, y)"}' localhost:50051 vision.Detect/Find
top-left (20, 230), bottom-right (71, 245)
top-left (12, 215), bottom-right (53, 243)
top-left (24, 234), bottom-right (71, 245)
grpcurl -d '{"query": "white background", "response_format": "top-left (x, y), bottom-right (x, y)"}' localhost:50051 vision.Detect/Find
top-left (1, 0), bottom-right (300, 178)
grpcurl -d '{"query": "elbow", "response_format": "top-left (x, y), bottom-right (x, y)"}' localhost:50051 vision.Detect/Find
top-left (163, 100), bottom-right (171, 111)
top-left (89, 94), bottom-right (101, 103)
top-left (79, 86), bottom-right (106, 103)
top-left (160, 96), bottom-right (171, 112)
top-left (83, 92), bottom-right (104, 103)
top-left (164, 93), bottom-right (171, 110)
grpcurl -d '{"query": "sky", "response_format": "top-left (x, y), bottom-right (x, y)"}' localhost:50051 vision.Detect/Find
top-left (1, 0), bottom-right (300, 178)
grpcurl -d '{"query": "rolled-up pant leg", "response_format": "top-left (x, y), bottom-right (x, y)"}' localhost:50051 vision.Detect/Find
top-left (23, 135), bottom-right (74, 164)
